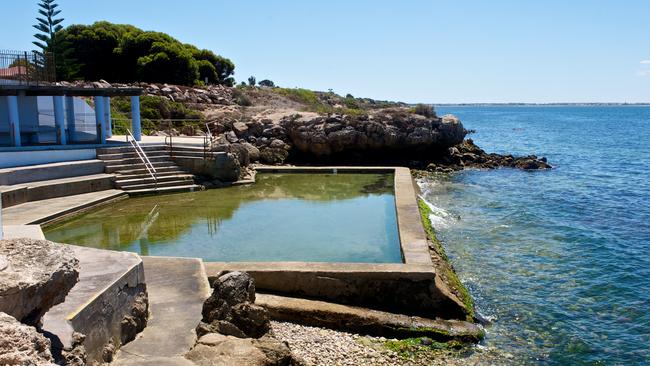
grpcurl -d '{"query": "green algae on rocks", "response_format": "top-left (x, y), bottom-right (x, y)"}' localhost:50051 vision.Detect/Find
top-left (418, 198), bottom-right (476, 321)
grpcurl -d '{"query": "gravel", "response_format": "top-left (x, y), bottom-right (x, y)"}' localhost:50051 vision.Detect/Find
top-left (270, 321), bottom-right (509, 366)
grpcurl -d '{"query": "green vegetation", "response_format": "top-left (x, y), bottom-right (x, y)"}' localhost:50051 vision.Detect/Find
top-left (382, 337), bottom-right (466, 360)
top-left (413, 103), bottom-right (436, 117)
top-left (110, 95), bottom-right (202, 135)
top-left (275, 88), bottom-right (367, 116)
top-left (418, 198), bottom-right (475, 320)
top-left (247, 76), bottom-right (256, 86)
top-left (52, 21), bottom-right (234, 85)
top-left (32, 0), bottom-right (64, 51)
top-left (258, 79), bottom-right (275, 87)
top-left (231, 88), bottom-right (252, 106)
top-left (32, 0), bottom-right (76, 78)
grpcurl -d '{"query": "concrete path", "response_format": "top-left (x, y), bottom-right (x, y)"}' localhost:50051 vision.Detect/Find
top-left (2, 224), bottom-right (45, 239)
top-left (112, 256), bottom-right (210, 366)
top-left (1, 189), bottom-right (126, 225)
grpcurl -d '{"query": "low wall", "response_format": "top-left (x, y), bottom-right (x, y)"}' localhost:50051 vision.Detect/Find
top-left (172, 153), bottom-right (240, 182)
top-left (0, 159), bottom-right (104, 185)
top-left (42, 246), bottom-right (147, 364)
top-left (0, 148), bottom-right (96, 169)
top-left (204, 262), bottom-right (466, 319)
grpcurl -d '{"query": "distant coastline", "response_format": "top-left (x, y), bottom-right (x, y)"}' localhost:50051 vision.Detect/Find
top-left (434, 102), bottom-right (650, 106)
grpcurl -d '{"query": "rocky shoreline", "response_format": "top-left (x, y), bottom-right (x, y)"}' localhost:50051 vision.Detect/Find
top-left (57, 80), bottom-right (551, 175)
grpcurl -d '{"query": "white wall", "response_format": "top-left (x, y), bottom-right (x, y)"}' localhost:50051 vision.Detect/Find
top-left (0, 148), bottom-right (96, 168)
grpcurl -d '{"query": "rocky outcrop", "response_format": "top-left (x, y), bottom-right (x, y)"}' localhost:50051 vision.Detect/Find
top-left (425, 139), bottom-right (552, 172)
top-left (0, 238), bottom-right (79, 326)
top-left (208, 109), bottom-right (467, 164)
top-left (57, 80), bottom-right (234, 106)
top-left (0, 312), bottom-right (56, 366)
top-left (190, 272), bottom-right (304, 366)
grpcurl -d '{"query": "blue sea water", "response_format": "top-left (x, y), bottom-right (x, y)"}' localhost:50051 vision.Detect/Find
top-left (420, 106), bottom-right (650, 365)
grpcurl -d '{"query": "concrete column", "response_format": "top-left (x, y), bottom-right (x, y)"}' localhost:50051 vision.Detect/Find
top-left (7, 96), bottom-right (21, 147)
top-left (53, 96), bottom-right (66, 145)
top-left (130, 95), bottom-right (141, 141)
top-left (94, 96), bottom-right (106, 144)
top-left (65, 96), bottom-right (76, 142)
top-left (104, 97), bottom-right (113, 138)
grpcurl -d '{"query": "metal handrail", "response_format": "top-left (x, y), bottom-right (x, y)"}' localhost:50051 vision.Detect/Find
top-left (126, 129), bottom-right (157, 188)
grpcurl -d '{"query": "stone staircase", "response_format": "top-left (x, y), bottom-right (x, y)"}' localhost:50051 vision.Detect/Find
top-left (96, 145), bottom-right (200, 195)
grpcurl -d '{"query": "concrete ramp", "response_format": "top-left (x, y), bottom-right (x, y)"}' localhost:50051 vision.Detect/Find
top-left (112, 256), bottom-right (210, 365)
top-left (42, 245), bottom-right (145, 363)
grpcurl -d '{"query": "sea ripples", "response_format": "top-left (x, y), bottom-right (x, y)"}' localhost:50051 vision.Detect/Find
top-left (420, 106), bottom-right (650, 365)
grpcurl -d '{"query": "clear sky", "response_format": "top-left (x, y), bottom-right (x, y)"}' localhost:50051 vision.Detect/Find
top-left (2, 0), bottom-right (649, 103)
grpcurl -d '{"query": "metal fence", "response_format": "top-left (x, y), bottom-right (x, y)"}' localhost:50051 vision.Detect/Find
top-left (0, 50), bottom-right (55, 86)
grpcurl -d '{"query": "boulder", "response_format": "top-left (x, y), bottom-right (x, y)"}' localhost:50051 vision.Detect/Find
top-left (259, 147), bottom-right (289, 165)
top-left (186, 333), bottom-right (270, 366)
top-left (199, 272), bottom-right (270, 339)
top-left (232, 122), bottom-right (249, 137)
top-left (0, 312), bottom-right (55, 366)
top-left (241, 142), bottom-right (261, 162)
top-left (0, 238), bottom-right (79, 326)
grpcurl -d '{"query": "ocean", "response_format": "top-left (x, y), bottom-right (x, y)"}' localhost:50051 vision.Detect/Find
top-left (419, 106), bottom-right (650, 365)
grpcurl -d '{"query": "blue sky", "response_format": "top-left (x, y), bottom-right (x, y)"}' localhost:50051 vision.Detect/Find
top-left (2, 0), bottom-right (649, 103)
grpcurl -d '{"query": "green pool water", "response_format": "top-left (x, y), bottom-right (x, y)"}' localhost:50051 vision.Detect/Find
top-left (44, 173), bottom-right (402, 263)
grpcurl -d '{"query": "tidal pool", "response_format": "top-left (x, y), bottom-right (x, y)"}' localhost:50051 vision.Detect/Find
top-left (44, 173), bottom-right (402, 263)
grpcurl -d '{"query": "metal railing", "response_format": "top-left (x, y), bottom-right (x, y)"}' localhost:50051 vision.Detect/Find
top-left (0, 50), bottom-right (55, 86)
top-left (126, 128), bottom-right (158, 189)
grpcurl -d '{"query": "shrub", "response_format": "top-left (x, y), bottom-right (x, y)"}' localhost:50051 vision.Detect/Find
top-left (258, 79), bottom-right (275, 87)
top-left (247, 76), bottom-right (256, 86)
top-left (414, 104), bottom-right (436, 117)
top-left (232, 89), bottom-right (252, 106)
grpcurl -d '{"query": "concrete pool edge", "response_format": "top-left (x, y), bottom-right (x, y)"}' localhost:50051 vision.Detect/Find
top-left (27, 165), bottom-right (468, 318)
top-left (204, 166), bottom-right (468, 318)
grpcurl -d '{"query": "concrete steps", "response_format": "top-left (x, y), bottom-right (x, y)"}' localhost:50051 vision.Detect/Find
top-left (0, 160), bottom-right (116, 208)
top-left (125, 184), bottom-right (202, 196)
top-left (103, 156), bottom-right (174, 167)
top-left (105, 161), bottom-right (180, 173)
top-left (116, 174), bottom-right (195, 188)
top-left (1, 189), bottom-right (127, 225)
top-left (97, 146), bottom-right (199, 196)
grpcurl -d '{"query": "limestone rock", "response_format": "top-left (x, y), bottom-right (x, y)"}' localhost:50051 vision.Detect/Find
top-left (0, 239), bottom-right (79, 326)
top-left (0, 312), bottom-right (55, 366)
top-left (241, 142), bottom-right (260, 162)
top-left (186, 333), bottom-right (269, 366)
top-left (120, 291), bottom-right (149, 344)
top-left (199, 272), bottom-right (270, 339)
top-left (61, 332), bottom-right (87, 366)
top-left (259, 147), bottom-right (289, 165)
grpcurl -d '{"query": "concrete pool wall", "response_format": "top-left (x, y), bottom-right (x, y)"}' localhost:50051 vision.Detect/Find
top-left (204, 166), bottom-right (468, 319)
top-left (12, 166), bottom-right (468, 319)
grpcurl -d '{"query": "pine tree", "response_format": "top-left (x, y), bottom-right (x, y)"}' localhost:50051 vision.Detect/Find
top-left (32, 0), bottom-right (64, 52)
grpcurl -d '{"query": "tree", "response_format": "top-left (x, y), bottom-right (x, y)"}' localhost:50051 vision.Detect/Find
top-left (247, 76), bottom-right (256, 86)
top-left (32, 0), bottom-right (64, 52)
top-left (258, 79), bottom-right (275, 87)
top-left (55, 22), bottom-right (235, 85)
